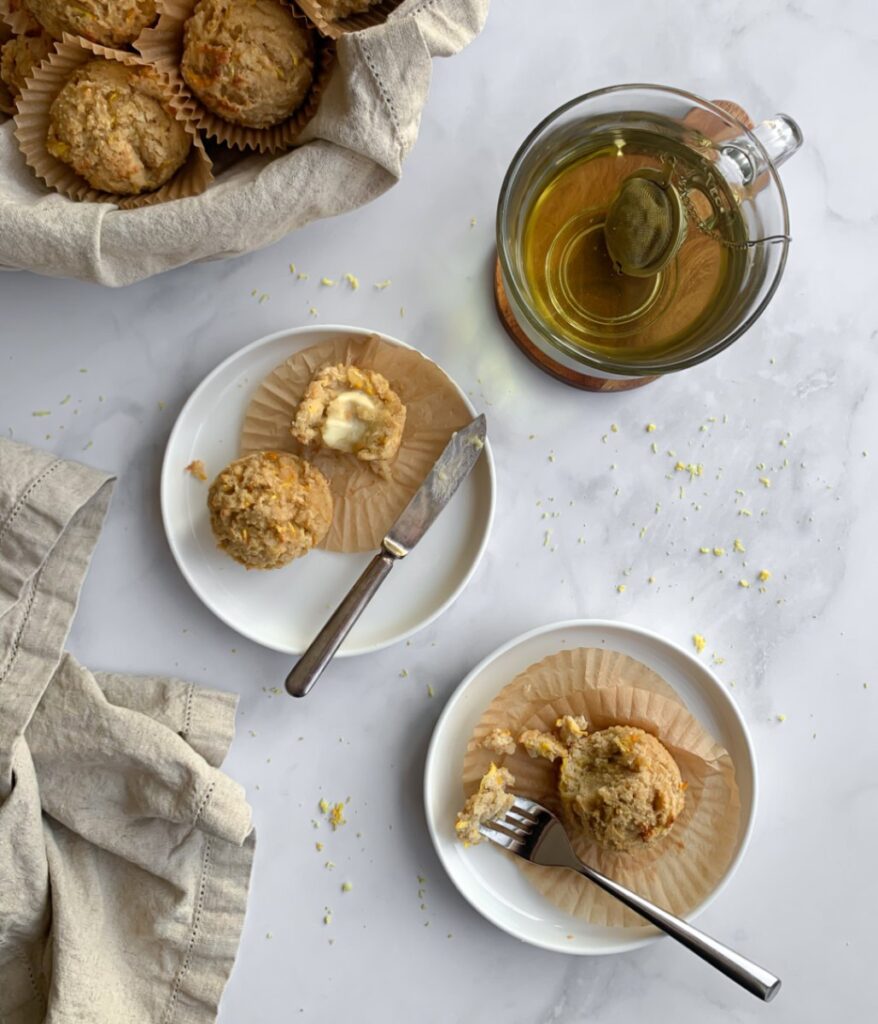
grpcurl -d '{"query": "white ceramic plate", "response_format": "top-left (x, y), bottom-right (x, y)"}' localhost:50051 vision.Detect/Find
top-left (161, 326), bottom-right (495, 656)
top-left (424, 619), bottom-right (757, 955)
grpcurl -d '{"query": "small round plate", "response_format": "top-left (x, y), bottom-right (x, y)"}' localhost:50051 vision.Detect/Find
top-left (424, 619), bottom-right (756, 955)
top-left (161, 326), bottom-right (495, 656)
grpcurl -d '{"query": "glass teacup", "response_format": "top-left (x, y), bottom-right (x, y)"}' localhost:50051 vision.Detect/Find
top-left (496, 85), bottom-right (802, 383)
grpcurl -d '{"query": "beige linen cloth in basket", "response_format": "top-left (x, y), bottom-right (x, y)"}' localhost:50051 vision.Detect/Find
top-left (0, 438), bottom-right (254, 1024)
top-left (0, 0), bottom-right (489, 286)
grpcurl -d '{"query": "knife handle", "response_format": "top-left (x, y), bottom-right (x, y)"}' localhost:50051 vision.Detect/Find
top-left (285, 551), bottom-right (396, 697)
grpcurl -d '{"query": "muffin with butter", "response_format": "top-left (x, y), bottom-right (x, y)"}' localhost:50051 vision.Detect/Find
top-left (292, 364), bottom-right (406, 479)
top-left (181, 0), bottom-right (316, 130)
top-left (207, 451), bottom-right (333, 569)
top-left (46, 59), bottom-right (191, 195)
top-left (21, 0), bottom-right (157, 47)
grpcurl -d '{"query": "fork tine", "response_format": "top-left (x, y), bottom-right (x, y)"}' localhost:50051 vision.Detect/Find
top-left (504, 807), bottom-right (537, 829)
top-left (510, 795), bottom-right (544, 817)
top-left (487, 818), bottom-right (527, 841)
top-left (477, 823), bottom-right (524, 851)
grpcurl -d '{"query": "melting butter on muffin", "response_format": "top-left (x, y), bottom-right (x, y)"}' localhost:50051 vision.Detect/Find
top-left (292, 363), bottom-right (406, 478)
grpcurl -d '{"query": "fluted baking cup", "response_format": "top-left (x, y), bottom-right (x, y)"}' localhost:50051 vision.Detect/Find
top-left (1, 0), bottom-right (42, 37)
top-left (461, 647), bottom-right (740, 928)
top-left (240, 333), bottom-right (474, 553)
top-left (137, 0), bottom-right (334, 154)
top-left (296, 0), bottom-right (403, 39)
top-left (14, 34), bottom-right (211, 208)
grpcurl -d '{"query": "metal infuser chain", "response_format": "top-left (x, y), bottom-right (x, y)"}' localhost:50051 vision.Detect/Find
top-left (604, 156), bottom-right (790, 275)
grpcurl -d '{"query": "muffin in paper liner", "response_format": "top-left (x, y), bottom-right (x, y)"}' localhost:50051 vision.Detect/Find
top-left (240, 333), bottom-right (475, 553)
top-left (136, 0), bottom-right (335, 154)
top-left (461, 647), bottom-right (741, 928)
top-left (13, 34), bottom-right (212, 209)
top-left (0, 0), bottom-right (45, 115)
top-left (295, 0), bottom-right (404, 40)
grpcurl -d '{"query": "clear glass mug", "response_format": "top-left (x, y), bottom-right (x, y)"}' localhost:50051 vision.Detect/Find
top-left (496, 85), bottom-right (803, 381)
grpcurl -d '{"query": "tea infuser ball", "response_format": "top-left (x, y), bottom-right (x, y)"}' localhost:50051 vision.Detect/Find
top-left (604, 169), bottom-right (687, 277)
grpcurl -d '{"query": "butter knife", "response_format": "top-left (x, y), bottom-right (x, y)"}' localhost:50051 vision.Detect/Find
top-left (285, 414), bottom-right (488, 697)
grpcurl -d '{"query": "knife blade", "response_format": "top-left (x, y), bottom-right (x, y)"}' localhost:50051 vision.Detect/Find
top-left (285, 414), bottom-right (488, 697)
top-left (383, 414), bottom-right (487, 557)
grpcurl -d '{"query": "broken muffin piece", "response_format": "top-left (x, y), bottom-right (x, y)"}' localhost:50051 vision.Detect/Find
top-left (454, 763), bottom-right (514, 847)
top-left (519, 728), bottom-right (567, 762)
top-left (480, 727), bottom-right (516, 756)
top-left (292, 363), bottom-right (406, 478)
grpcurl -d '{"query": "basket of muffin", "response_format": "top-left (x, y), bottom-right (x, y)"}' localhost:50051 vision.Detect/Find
top-left (201, 333), bottom-right (474, 568)
top-left (0, 0), bottom-right (401, 209)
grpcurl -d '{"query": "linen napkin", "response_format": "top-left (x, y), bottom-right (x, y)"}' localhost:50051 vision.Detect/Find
top-left (0, 0), bottom-right (490, 285)
top-left (0, 438), bottom-right (254, 1024)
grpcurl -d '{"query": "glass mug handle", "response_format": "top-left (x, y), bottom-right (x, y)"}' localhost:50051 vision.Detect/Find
top-left (720, 113), bottom-right (804, 185)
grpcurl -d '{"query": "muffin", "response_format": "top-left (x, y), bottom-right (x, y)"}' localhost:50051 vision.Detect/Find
top-left (207, 451), bottom-right (333, 569)
top-left (21, 0), bottom-right (157, 47)
top-left (46, 59), bottom-right (191, 196)
top-left (292, 364), bottom-right (406, 478)
top-left (455, 763), bottom-right (514, 847)
top-left (0, 30), bottom-right (53, 99)
top-left (182, 0), bottom-right (316, 130)
top-left (310, 0), bottom-right (380, 21)
top-left (557, 725), bottom-right (685, 851)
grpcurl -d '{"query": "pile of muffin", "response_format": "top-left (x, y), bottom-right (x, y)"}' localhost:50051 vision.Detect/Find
top-left (0, 0), bottom-right (388, 200)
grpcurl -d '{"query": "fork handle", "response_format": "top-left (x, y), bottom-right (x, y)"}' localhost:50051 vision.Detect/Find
top-left (573, 861), bottom-right (781, 1001)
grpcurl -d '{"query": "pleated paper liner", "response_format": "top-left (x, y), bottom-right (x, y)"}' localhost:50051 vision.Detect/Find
top-left (14, 35), bottom-right (212, 209)
top-left (461, 647), bottom-right (741, 928)
top-left (0, 0), bottom-right (42, 36)
top-left (295, 0), bottom-right (404, 40)
top-left (136, 0), bottom-right (335, 154)
top-left (240, 333), bottom-right (474, 553)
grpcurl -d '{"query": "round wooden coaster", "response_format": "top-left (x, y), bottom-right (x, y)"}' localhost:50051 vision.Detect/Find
top-left (493, 259), bottom-right (658, 392)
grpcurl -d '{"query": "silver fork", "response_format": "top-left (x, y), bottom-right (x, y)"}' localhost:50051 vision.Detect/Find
top-left (480, 795), bottom-right (781, 1002)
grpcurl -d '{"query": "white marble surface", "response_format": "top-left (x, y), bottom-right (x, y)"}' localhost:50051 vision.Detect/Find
top-left (1, 0), bottom-right (875, 1019)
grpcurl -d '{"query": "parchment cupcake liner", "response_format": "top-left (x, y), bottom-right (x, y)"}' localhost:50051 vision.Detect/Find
top-left (461, 647), bottom-right (741, 928)
top-left (296, 0), bottom-right (404, 40)
top-left (14, 34), bottom-right (212, 209)
top-left (240, 333), bottom-right (475, 553)
top-left (137, 0), bottom-right (335, 154)
top-left (0, 0), bottom-right (40, 37)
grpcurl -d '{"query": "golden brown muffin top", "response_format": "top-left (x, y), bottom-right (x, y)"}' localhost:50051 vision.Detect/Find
top-left (207, 451), bottom-right (333, 570)
top-left (22, 0), bottom-right (157, 47)
top-left (46, 59), bottom-right (191, 196)
top-left (182, 0), bottom-right (316, 129)
top-left (558, 725), bottom-right (686, 851)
